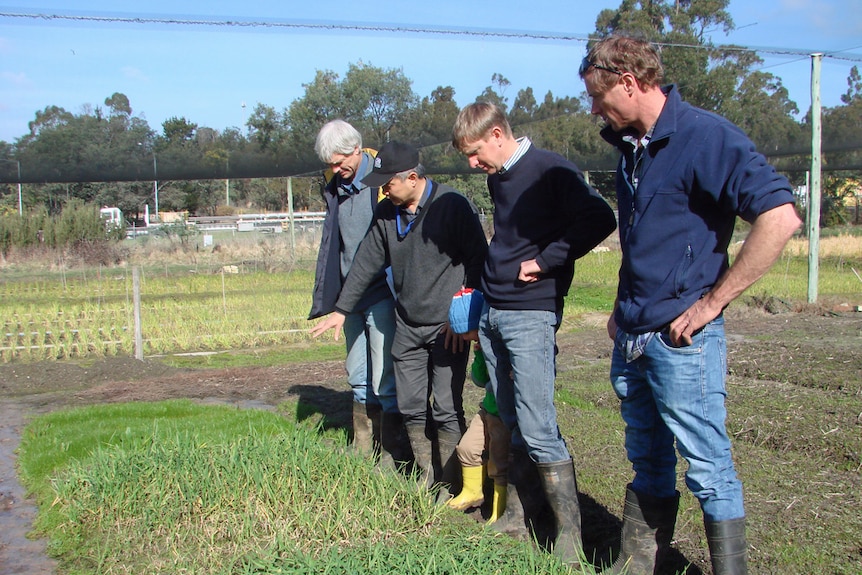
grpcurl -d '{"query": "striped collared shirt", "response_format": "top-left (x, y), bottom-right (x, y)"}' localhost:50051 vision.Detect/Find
top-left (500, 136), bottom-right (532, 174)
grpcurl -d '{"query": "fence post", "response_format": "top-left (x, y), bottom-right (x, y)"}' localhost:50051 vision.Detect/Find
top-left (287, 177), bottom-right (296, 258)
top-left (133, 267), bottom-right (144, 360)
top-left (807, 52), bottom-right (822, 304)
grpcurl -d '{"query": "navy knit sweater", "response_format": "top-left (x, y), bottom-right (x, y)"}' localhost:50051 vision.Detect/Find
top-left (335, 180), bottom-right (488, 326)
top-left (482, 145), bottom-right (616, 313)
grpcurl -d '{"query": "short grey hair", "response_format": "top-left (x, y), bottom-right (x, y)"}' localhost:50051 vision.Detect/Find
top-left (315, 120), bottom-right (362, 163)
top-left (394, 163), bottom-right (426, 180)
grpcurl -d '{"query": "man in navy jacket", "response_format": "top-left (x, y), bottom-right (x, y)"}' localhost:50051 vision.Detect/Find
top-left (580, 35), bottom-right (801, 575)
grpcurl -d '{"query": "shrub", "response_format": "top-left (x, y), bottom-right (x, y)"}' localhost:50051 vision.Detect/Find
top-left (0, 200), bottom-right (125, 256)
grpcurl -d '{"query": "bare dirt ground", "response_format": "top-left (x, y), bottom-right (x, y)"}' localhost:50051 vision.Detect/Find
top-left (0, 300), bottom-right (860, 574)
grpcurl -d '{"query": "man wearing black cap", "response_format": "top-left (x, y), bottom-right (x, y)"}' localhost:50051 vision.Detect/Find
top-left (311, 141), bottom-right (489, 494)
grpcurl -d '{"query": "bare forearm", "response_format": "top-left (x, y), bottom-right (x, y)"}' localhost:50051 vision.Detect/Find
top-left (703, 203), bottom-right (801, 311)
top-left (669, 203), bottom-right (800, 345)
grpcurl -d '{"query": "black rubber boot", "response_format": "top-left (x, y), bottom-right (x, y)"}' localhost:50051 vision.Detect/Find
top-left (604, 484), bottom-right (680, 575)
top-left (537, 459), bottom-right (584, 568)
top-left (493, 448), bottom-right (546, 540)
top-left (706, 517), bottom-right (748, 575)
top-left (352, 401), bottom-right (374, 455)
top-left (405, 423), bottom-right (435, 489)
top-left (435, 429), bottom-right (463, 504)
top-left (368, 403), bottom-right (383, 459)
top-left (378, 411), bottom-right (411, 472)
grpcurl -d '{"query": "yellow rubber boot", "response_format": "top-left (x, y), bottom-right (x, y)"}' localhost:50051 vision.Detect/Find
top-left (486, 483), bottom-right (508, 524)
top-left (446, 465), bottom-right (485, 511)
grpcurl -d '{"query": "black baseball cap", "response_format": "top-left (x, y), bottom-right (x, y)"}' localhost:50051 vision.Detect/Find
top-left (359, 141), bottom-right (420, 188)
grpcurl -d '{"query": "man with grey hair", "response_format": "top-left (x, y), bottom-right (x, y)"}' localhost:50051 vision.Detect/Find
top-left (311, 141), bottom-right (488, 495)
top-left (309, 119), bottom-right (400, 467)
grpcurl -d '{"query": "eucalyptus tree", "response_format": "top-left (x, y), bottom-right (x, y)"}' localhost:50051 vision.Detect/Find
top-left (509, 87), bottom-right (539, 127)
top-left (284, 69), bottom-right (358, 169)
top-left (340, 62), bottom-right (418, 148)
top-left (246, 103), bottom-right (285, 154)
top-left (398, 85), bottom-right (460, 148)
top-left (475, 73), bottom-right (511, 112)
top-left (398, 85), bottom-right (465, 181)
top-left (285, 63), bottom-right (418, 172)
top-left (591, 0), bottom-right (798, 133)
top-left (819, 66), bottom-right (862, 225)
top-left (13, 94), bottom-right (155, 212)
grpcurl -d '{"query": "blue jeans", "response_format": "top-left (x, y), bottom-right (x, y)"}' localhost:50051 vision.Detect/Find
top-left (478, 305), bottom-right (571, 464)
top-left (342, 297), bottom-right (398, 414)
top-left (610, 315), bottom-right (745, 521)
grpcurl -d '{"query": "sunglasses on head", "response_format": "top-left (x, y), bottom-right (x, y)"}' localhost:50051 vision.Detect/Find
top-left (579, 57), bottom-right (622, 76)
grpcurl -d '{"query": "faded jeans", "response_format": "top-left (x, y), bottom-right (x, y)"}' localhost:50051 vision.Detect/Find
top-left (343, 297), bottom-right (398, 414)
top-left (479, 305), bottom-right (571, 464)
top-left (611, 315), bottom-right (745, 522)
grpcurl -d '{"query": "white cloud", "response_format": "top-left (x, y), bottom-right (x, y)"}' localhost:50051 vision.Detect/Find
top-left (1, 71), bottom-right (29, 86)
top-left (121, 66), bottom-right (149, 82)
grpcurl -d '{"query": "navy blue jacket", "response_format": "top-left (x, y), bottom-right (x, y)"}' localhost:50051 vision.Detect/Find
top-left (602, 85), bottom-right (796, 334)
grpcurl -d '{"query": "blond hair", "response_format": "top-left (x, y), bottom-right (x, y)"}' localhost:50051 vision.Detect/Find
top-left (451, 102), bottom-right (513, 151)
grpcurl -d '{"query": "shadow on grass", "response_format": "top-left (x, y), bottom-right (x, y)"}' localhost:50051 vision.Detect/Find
top-left (287, 384), bottom-right (353, 438)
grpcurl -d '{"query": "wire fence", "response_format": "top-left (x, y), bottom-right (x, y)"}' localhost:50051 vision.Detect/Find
top-left (0, 253), bottom-right (321, 363)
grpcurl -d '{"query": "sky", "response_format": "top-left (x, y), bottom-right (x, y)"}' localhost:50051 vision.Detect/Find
top-left (1, 1), bottom-right (861, 144)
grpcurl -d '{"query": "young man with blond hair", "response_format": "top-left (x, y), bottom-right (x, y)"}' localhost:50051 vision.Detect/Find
top-left (452, 102), bottom-right (616, 567)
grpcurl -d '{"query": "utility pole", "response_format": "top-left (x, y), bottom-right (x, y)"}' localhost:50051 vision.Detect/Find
top-left (152, 153), bottom-right (159, 221)
top-left (225, 155), bottom-right (230, 207)
top-left (14, 160), bottom-right (21, 216)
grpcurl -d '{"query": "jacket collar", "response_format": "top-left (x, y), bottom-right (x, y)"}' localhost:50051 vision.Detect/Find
top-left (601, 84), bottom-right (681, 151)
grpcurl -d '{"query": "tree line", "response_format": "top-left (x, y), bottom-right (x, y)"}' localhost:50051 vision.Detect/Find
top-left (1, 0), bottom-right (860, 226)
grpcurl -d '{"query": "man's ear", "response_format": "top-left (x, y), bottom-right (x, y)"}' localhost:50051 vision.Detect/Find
top-left (491, 126), bottom-right (504, 145)
top-left (623, 73), bottom-right (646, 95)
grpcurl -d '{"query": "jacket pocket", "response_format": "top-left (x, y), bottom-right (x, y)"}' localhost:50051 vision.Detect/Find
top-left (673, 244), bottom-right (693, 297)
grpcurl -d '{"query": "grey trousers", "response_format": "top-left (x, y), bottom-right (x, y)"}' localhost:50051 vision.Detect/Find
top-left (392, 314), bottom-right (467, 434)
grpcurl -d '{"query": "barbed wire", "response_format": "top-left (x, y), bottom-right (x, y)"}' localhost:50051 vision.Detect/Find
top-left (2, 10), bottom-right (861, 62)
top-left (1, 11), bottom-right (589, 41)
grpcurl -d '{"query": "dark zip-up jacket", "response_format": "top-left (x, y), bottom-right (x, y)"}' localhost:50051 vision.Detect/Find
top-left (602, 85), bottom-right (796, 334)
top-left (308, 151), bottom-right (391, 320)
